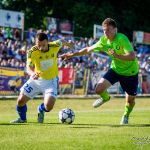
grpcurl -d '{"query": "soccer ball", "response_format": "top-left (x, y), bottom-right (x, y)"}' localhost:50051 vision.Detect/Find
top-left (59, 108), bottom-right (75, 124)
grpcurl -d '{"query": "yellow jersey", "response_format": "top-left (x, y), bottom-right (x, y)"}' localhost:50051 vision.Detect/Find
top-left (27, 40), bottom-right (61, 80)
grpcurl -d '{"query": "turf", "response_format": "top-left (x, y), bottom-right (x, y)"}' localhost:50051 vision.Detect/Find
top-left (0, 98), bottom-right (149, 150)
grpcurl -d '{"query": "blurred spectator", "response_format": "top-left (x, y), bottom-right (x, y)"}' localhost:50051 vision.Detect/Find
top-left (14, 29), bottom-right (21, 41)
top-left (137, 44), bottom-right (149, 54)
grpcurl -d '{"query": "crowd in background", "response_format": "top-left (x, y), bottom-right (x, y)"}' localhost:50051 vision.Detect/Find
top-left (0, 27), bottom-right (150, 93)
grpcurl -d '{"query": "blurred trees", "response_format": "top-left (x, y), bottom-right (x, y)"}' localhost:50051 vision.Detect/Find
top-left (1, 0), bottom-right (150, 39)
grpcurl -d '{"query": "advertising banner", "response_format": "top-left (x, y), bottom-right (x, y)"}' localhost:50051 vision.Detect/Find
top-left (47, 17), bottom-right (73, 34)
top-left (47, 17), bottom-right (57, 33)
top-left (58, 68), bottom-right (75, 84)
top-left (143, 32), bottom-right (150, 45)
top-left (0, 9), bottom-right (24, 30)
top-left (93, 24), bottom-right (103, 39)
top-left (0, 67), bottom-right (25, 94)
top-left (133, 31), bottom-right (150, 45)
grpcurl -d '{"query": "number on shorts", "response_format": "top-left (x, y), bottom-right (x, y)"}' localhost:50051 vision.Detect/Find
top-left (24, 84), bottom-right (33, 93)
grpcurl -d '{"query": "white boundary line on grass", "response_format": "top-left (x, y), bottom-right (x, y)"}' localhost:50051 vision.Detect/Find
top-left (0, 94), bottom-right (150, 99)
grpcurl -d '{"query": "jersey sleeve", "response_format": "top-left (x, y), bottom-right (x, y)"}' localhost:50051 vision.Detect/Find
top-left (49, 40), bottom-right (62, 53)
top-left (49, 40), bottom-right (62, 47)
top-left (93, 36), bottom-right (106, 53)
top-left (26, 49), bottom-right (35, 67)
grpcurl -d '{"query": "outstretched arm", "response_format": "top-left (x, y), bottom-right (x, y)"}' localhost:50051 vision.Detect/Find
top-left (59, 46), bottom-right (94, 60)
top-left (60, 39), bottom-right (74, 49)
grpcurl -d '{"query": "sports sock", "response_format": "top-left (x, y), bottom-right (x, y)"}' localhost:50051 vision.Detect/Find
top-left (123, 105), bottom-right (134, 117)
top-left (38, 103), bottom-right (49, 112)
top-left (100, 91), bottom-right (110, 102)
top-left (16, 104), bottom-right (27, 121)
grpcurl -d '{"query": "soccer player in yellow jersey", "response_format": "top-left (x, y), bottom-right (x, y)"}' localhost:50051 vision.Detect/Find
top-left (61, 18), bottom-right (139, 125)
top-left (10, 32), bottom-right (74, 123)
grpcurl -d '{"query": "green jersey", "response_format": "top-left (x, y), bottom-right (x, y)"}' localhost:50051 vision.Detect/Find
top-left (93, 33), bottom-right (139, 76)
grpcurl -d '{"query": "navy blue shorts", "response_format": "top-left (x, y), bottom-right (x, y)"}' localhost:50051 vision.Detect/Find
top-left (103, 69), bottom-right (138, 96)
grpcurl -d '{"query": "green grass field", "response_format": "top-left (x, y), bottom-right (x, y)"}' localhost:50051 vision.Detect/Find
top-left (0, 98), bottom-right (150, 150)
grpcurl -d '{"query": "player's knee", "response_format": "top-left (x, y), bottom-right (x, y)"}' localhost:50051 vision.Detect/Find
top-left (95, 85), bottom-right (104, 94)
top-left (17, 94), bottom-right (28, 107)
top-left (126, 98), bottom-right (135, 106)
top-left (127, 99), bottom-right (135, 105)
top-left (17, 97), bottom-right (25, 106)
top-left (126, 95), bottom-right (136, 105)
top-left (45, 104), bottom-right (53, 112)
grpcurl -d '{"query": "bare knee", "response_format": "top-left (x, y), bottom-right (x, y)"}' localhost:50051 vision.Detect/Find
top-left (44, 97), bottom-right (56, 112)
top-left (17, 94), bottom-right (29, 107)
top-left (44, 104), bottom-right (54, 112)
top-left (126, 94), bottom-right (136, 105)
top-left (95, 84), bottom-right (105, 94)
top-left (95, 78), bottom-right (111, 94)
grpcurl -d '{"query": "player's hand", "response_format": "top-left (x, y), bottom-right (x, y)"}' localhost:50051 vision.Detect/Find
top-left (67, 40), bottom-right (74, 49)
top-left (59, 53), bottom-right (73, 61)
top-left (31, 72), bottom-right (40, 80)
top-left (108, 49), bottom-right (117, 57)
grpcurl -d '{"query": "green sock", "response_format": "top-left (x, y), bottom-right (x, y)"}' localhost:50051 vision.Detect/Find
top-left (123, 105), bottom-right (134, 117)
top-left (100, 91), bottom-right (110, 102)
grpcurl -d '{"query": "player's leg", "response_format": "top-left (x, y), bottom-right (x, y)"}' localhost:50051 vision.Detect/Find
top-left (37, 77), bottom-right (58, 123)
top-left (120, 94), bottom-right (136, 124)
top-left (10, 79), bottom-right (40, 123)
top-left (93, 69), bottom-right (118, 108)
top-left (10, 94), bottom-right (29, 123)
top-left (120, 74), bottom-right (138, 124)
top-left (38, 96), bottom-right (56, 123)
top-left (93, 78), bottom-right (111, 107)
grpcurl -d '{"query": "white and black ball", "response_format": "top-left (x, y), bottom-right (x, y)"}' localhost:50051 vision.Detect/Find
top-left (59, 108), bottom-right (75, 124)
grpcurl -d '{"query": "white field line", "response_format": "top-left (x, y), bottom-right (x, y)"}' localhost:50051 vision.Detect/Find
top-left (0, 108), bottom-right (149, 118)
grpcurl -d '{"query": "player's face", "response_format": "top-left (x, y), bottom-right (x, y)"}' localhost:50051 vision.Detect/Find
top-left (103, 25), bottom-right (117, 41)
top-left (36, 39), bottom-right (48, 52)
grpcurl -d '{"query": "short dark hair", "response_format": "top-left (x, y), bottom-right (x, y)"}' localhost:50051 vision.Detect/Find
top-left (102, 18), bottom-right (117, 28)
top-left (36, 32), bottom-right (48, 41)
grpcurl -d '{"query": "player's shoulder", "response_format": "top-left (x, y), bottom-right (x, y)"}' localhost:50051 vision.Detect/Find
top-left (116, 33), bottom-right (129, 40)
top-left (116, 33), bottom-right (131, 46)
top-left (99, 35), bottom-right (108, 43)
top-left (28, 45), bottom-right (39, 52)
top-left (100, 35), bottom-right (106, 40)
top-left (48, 40), bottom-right (61, 47)
top-left (27, 45), bottom-right (39, 57)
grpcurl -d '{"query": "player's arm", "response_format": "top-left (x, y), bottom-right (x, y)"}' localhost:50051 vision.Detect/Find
top-left (59, 46), bottom-right (94, 60)
top-left (60, 39), bottom-right (74, 49)
top-left (109, 49), bottom-right (136, 61)
top-left (26, 51), bottom-right (40, 80)
top-left (26, 64), bottom-right (40, 80)
top-left (26, 64), bottom-right (35, 76)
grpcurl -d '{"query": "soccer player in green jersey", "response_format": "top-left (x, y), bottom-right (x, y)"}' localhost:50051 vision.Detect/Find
top-left (60, 18), bottom-right (139, 124)
top-left (10, 32), bottom-right (74, 123)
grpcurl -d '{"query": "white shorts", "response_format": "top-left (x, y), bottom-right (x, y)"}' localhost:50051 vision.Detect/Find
top-left (20, 77), bottom-right (58, 99)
